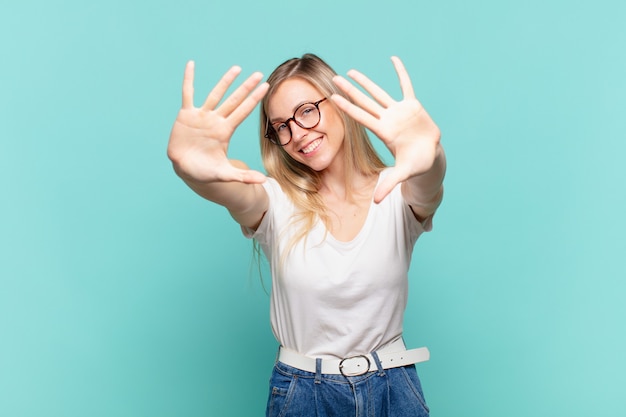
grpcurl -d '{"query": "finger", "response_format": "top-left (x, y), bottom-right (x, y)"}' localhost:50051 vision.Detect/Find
top-left (346, 69), bottom-right (395, 108)
top-left (239, 168), bottom-right (268, 184)
top-left (391, 56), bottom-right (416, 100)
top-left (182, 61), bottom-right (195, 109)
top-left (218, 164), bottom-right (268, 184)
top-left (373, 168), bottom-right (405, 204)
top-left (333, 75), bottom-right (383, 118)
top-left (331, 94), bottom-right (380, 132)
top-left (217, 71), bottom-right (265, 117)
top-left (202, 65), bottom-right (242, 110)
top-left (228, 81), bottom-right (269, 126)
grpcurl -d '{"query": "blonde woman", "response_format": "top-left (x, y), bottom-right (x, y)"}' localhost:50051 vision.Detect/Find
top-left (168, 53), bottom-right (445, 417)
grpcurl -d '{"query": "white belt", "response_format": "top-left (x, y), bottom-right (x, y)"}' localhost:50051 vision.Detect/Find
top-left (277, 339), bottom-right (430, 376)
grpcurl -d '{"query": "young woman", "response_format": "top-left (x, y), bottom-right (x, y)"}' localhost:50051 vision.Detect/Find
top-left (167, 53), bottom-right (446, 417)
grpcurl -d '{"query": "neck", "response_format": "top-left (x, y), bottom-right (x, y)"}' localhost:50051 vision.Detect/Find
top-left (319, 164), bottom-right (377, 203)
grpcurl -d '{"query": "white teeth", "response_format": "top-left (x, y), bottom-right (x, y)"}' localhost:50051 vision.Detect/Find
top-left (301, 139), bottom-right (321, 154)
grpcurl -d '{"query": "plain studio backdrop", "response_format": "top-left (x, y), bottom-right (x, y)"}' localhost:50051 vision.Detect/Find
top-left (1, 0), bottom-right (625, 416)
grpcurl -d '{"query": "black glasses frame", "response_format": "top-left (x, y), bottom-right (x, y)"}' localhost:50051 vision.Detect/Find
top-left (264, 98), bottom-right (328, 146)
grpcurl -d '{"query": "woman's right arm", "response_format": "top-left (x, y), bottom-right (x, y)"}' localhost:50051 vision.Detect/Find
top-left (167, 61), bottom-right (270, 229)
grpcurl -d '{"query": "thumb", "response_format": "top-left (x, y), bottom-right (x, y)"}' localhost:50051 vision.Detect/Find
top-left (229, 159), bottom-right (267, 184)
top-left (373, 168), bottom-right (404, 203)
top-left (239, 168), bottom-right (267, 184)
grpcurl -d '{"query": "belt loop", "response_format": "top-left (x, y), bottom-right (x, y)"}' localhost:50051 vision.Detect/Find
top-left (315, 358), bottom-right (322, 384)
top-left (371, 351), bottom-right (385, 376)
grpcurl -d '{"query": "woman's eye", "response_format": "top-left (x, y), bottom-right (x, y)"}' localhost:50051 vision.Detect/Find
top-left (300, 106), bottom-right (315, 116)
top-left (275, 123), bottom-right (288, 132)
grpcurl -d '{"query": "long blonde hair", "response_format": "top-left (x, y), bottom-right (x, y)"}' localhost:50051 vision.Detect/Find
top-left (259, 54), bottom-right (386, 258)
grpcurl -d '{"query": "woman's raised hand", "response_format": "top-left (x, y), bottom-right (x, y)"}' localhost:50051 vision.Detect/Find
top-left (331, 57), bottom-right (441, 203)
top-left (167, 61), bottom-right (269, 184)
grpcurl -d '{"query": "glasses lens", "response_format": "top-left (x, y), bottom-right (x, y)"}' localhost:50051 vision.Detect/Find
top-left (295, 103), bottom-right (321, 129)
top-left (274, 123), bottom-right (291, 145)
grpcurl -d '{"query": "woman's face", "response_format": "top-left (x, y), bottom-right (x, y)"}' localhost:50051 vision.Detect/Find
top-left (267, 78), bottom-right (345, 172)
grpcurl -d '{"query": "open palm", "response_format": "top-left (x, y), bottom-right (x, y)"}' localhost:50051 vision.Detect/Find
top-left (331, 57), bottom-right (441, 203)
top-left (167, 61), bottom-right (268, 184)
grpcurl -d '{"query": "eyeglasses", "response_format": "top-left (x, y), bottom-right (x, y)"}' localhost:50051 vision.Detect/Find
top-left (264, 98), bottom-right (327, 146)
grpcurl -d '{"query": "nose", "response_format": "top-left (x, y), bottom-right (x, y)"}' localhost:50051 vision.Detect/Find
top-left (288, 120), bottom-right (309, 143)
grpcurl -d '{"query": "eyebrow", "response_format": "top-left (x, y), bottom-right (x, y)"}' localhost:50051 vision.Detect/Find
top-left (269, 100), bottom-right (313, 124)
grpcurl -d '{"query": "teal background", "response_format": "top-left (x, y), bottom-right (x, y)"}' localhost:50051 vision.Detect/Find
top-left (1, 0), bottom-right (625, 415)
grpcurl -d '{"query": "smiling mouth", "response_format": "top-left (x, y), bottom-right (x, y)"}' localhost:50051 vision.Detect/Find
top-left (300, 138), bottom-right (322, 154)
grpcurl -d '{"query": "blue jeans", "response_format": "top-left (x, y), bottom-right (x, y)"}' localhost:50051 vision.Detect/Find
top-left (266, 357), bottom-right (430, 417)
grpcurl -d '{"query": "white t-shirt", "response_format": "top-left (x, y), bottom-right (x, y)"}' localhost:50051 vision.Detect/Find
top-left (245, 171), bottom-right (432, 360)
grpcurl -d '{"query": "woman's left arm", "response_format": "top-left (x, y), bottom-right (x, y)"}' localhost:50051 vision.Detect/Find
top-left (331, 56), bottom-right (446, 218)
top-left (401, 142), bottom-right (446, 221)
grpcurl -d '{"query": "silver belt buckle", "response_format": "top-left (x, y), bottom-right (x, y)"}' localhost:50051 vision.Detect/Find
top-left (339, 355), bottom-right (371, 377)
